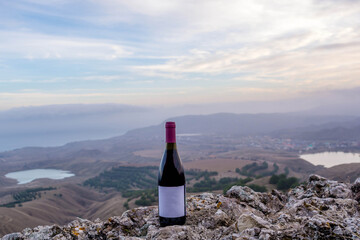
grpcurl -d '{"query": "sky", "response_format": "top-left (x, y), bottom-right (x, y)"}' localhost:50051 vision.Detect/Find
top-left (0, 0), bottom-right (360, 110)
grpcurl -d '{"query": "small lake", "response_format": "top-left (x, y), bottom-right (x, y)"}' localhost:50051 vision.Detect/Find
top-left (300, 152), bottom-right (360, 168)
top-left (177, 133), bottom-right (202, 137)
top-left (5, 169), bottom-right (75, 184)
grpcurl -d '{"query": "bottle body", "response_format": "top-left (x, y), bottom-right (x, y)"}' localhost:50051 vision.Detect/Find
top-left (158, 122), bottom-right (186, 227)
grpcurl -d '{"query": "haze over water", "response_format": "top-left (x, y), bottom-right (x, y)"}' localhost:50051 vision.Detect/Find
top-left (0, 1), bottom-right (360, 151)
top-left (300, 152), bottom-right (360, 168)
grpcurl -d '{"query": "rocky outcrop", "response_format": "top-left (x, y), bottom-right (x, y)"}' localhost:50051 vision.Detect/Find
top-left (2, 175), bottom-right (360, 239)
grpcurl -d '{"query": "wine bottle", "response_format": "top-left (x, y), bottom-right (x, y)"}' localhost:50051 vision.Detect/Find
top-left (158, 121), bottom-right (186, 227)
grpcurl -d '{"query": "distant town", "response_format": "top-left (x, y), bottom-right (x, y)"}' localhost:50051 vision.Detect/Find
top-left (177, 134), bottom-right (360, 153)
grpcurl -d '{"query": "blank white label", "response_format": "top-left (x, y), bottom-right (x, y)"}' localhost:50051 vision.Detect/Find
top-left (158, 185), bottom-right (185, 218)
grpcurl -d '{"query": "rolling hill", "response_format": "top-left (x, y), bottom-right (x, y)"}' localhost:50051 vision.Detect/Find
top-left (0, 184), bottom-right (126, 236)
top-left (126, 112), bottom-right (356, 137)
top-left (316, 163), bottom-right (360, 182)
top-left (0, 112), bottom-right (359, 236)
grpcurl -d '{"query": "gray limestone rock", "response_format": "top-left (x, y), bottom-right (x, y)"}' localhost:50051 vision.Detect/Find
top-left (2, 175), bottom-right (360, 240)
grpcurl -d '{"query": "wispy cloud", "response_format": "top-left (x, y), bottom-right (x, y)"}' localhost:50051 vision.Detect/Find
top-left (0, 31), bottom-right (132, 60)
top-left (0, 79), bottom-right (34, 83)
top-left (134, 25), bottom-right (360, 92)
top-left (0, 0), bottom-right (359, 109)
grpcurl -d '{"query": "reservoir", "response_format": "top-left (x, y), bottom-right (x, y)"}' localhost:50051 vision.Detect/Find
top-left (300, 152), bottom-right (360, 168)
top-left (5, 169), bottom-right (75, 184)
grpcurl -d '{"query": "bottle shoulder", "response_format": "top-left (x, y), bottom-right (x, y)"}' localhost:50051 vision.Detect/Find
top-left (158, 153), bottom-right (185, 186)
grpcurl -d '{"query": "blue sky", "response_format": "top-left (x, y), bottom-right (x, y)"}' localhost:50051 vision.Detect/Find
top-left (0, 0), bottom-right (360, 110)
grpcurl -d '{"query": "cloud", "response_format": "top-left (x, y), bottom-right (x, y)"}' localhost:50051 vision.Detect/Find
top-left (0, 31), bottom-right (132, 60)
top-left (134, 24), bottom-right (360, 92)
top-left (0, 79), bottom-right (34, 83)
top-left (1, 0), bottom-right (360, 109)
top-left (0, 88), bottom-right (192, 110)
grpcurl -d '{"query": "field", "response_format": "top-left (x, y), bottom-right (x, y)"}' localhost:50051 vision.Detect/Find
top-left (135, 147), bottom-right (309, 180)
top-left (0, 137), bottom-right (335, 237)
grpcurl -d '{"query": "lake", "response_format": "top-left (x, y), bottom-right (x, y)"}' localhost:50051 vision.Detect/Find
top-left (5, 169), bottom-right (75, 184)
top-left (300, 152), bottom-right (360, 168)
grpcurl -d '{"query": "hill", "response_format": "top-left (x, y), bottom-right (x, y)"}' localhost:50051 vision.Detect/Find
top-left (1, 175), bottom-right (360, 239)
top-left (316, 162), bottom-right (360, 182)
top-left (0, 184), bottom-right (125, 236)
top-left (126, 112), bottom-right (356, 138)
top-left (271, 117), bottom-right (360, 141)
top-left (1, 112), bottom-right (350, 183)
top-left (1, 112), bottom-right (360, 236)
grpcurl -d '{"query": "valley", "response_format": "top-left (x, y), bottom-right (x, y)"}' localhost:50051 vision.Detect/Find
top-left (0, 112), bottom-right (360, 236)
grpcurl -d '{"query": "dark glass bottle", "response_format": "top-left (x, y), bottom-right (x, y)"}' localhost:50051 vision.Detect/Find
top-left (158, 121), bottom-right (186, 227)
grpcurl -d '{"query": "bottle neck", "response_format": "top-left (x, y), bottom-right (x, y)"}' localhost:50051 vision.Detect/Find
top-left (165, 142), bottom-right (177, 150)
top-left (166, 126), bottom-right (176, 143)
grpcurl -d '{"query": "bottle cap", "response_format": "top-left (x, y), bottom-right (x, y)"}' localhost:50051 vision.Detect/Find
top-left (165, 121), bottom-right (176, 143)
top-left (166, 121), bottom-right (176, 128)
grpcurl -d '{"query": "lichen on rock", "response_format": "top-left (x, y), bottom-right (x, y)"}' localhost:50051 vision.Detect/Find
top-left (2, 174), bottom-right (360, 239)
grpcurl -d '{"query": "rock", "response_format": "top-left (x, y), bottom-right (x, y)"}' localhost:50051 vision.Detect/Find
top-left (351, 177), bottom-right (360, 203)
top-left (288, 174), bottom-right (353, 200)
top-left (148, 225), bottom-right (204, 240)
top-left (308, 174), bottom-right (327, 182)
top-left (226, 186), bottom-right (284, 214)
top-left (1, 233), bottom-right (22, 240)
top-left (2, 175), bottom-right (360, 240)
top-left (235, 213), bottom-right (272, 232)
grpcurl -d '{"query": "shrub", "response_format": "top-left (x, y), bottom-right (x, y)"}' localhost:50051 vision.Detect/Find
top-left (269, 174), bottom-right (299, 191)
top-left (247, 184), bottom-right (267, 192)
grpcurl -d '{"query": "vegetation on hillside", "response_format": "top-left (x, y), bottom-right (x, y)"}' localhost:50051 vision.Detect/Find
top-left (188, 176), bottom-right (254, 193)
top-left (269, 174), bottom-right (300, 190)
top-left (236, 162), bottom-right (279, 178)
top-left (0, 187), bottom-right (56, 208)
top-left (83, 166), bottom-right (159, 192)
top-left (84, 166), bottom-right (223, 207)
top-left (246, 184), bottom-right (268, 193)
top-left (83, 166), bottom-right (270, 207)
